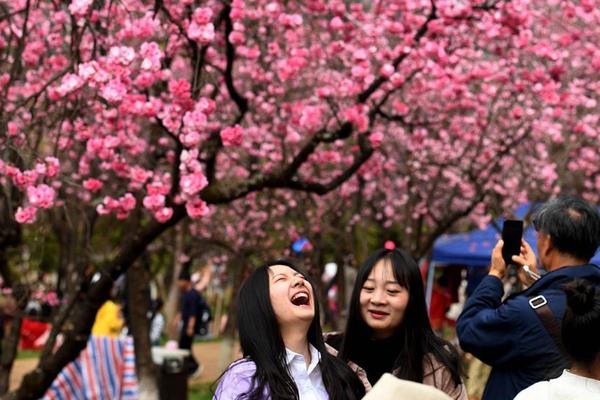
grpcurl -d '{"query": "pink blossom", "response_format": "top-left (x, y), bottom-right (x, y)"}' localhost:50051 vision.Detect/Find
top-left (27, 185), bottom-right (56, 209)
top-left (68, 0), bottom-right (93, 18)
top-left (330, 17), bottom-right (344, 30)
top-left (0, 73), bottom-right (9, 89)
top-left (343, 106), bottom-right (369, 132)
top-left (101, 80), bottom-right (127, 103)
top-left (188, 22), bottom-right (215, 44)
top-left (186, 199), bottom-right (209, 219)
top-left (154, 207), bottom-right (173, 223)
top-left (220, 125), bottom-right (244, 147)
top-left (15, 207), bottom-right (38, 224)
top-left (195, 98), bottom-right (216, 115)
top-left (380, 64), bottom-right (395, 78)
top-left (56, 74), bottom-right (84, 97)
top-left (298, 106), bottom-right (322, 133)
top-left (107, 46), bottom-right (136, 66)
top-left (192, 7), bottom-right (213, 24)
top-left (369, 132), bottom-right (384, 148)
top-left (45, 157), bottom-right (60, 177)
top-left (35, 162), bottom-right (47, 175)
top-left (147, 181), bottom-right (170, 196)
top-left (143, 194), bottom-right (166, 210)
top-left (119, 193), bottom-right (136, 211)
top-left (139, 42), bottom-right (163, 71)
top-left (83, 178), bottom-right (103, 192)
top-left (130, 167), bottom-right (153, 183)
top-left (7, 121), bottom-right (19, 137)
top-left (229, 31), bottom-right (245, 45)
top-left (180, 131), bottom-right (202, 148)
top-left (180, 172), bottom-right (208, 196)
top-left (393, 101), bottom-right (409, 115)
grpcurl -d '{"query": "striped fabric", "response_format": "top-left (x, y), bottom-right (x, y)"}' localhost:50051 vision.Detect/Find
top-left (43, 335), bottom-right (139, 400)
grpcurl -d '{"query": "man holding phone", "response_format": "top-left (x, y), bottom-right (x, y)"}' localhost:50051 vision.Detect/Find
top-left (457, 196), bottom-right (600, 400)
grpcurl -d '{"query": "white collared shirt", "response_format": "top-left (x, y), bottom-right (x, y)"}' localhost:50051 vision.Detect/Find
top-left (514, 369), bottom-right (600, 400)
top-left (285, 344), bottom-right (329, 400)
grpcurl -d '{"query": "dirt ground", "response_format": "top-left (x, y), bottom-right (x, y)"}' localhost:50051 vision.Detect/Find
top-left (10, 340), bottom-right (241, 391)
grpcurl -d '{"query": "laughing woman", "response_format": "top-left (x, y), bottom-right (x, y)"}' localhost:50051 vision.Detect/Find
top-left (214, 260), bottom-right (365, 400)
top-left (326, 248), bottom-right (467, 399)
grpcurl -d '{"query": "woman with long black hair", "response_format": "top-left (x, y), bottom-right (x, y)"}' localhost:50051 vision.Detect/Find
top-left (213, 260), bottom-right (365, 400)
top-left (327, 247), bottom-right (466, 399)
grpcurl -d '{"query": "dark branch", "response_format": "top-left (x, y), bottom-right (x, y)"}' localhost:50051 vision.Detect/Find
top-left (223, 4), bottom-right (248, 117)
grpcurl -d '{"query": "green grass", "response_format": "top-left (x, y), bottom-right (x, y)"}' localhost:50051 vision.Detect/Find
top-left (16, 349), bottom-right (41, 359)
top-left (189, 382), bottom-right (213, 400)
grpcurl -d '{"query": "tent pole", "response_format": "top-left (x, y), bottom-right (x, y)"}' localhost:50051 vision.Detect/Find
top-left (425, 259), bottom-right (436, 313)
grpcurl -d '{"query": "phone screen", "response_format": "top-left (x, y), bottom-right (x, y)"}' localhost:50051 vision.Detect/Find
top-left (502, 220), bottom-right (524, 266)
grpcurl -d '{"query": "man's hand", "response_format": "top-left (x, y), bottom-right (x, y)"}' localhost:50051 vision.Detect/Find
top-left (489, 240), bottom-right (507, 279)
top-left (187, 316), bottom-right (196, 337)
top-left (512, 240), bottom-right (540, 286)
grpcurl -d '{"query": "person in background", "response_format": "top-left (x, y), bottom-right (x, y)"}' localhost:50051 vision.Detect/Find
top-left (149, 298), bottom-right (165, 346)
top-left (214, 260), bottom-right (365, 400)
top-left (457, 196), bottom-right (600, 400)
top-left (174, 268), bottom-right (203, 378)
top-left (92, 288), bottom-right (124, 337)
top-left (327, 247), bottom-right (466, 399)
top-left (514, 279), bottom-right (600, 399)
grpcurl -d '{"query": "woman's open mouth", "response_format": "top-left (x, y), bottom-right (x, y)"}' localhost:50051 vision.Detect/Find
top-left (290, 291), bottom-right (310, 307)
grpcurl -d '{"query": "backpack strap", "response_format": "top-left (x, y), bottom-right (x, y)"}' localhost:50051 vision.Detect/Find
top-left (528, 295), bottom-right (567, 355)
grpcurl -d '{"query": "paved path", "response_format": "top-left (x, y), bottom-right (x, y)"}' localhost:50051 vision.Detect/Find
top-left (10, 340), bottom-right (241, 391)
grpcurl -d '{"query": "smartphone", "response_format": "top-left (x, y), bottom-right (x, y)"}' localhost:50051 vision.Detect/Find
top-left (502, 220), bottom-right (523, 266)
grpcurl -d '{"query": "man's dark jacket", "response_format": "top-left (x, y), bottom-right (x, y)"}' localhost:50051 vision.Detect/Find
top-left (456, 264), bottom-right (600, 400)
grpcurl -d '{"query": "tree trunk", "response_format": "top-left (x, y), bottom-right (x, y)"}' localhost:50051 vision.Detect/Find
top-left (0, 315), bottom-right (22, 395)
top-left (333, 252), bottom-right (346, 331)
top-left (0, 283), bottom-right (29, 396)
top-left (9, 207), bottom-right (186, 400)
top-left (164, 225), bottom-right (184, 339)
top-left (127, 259), bottom-right (159, 400)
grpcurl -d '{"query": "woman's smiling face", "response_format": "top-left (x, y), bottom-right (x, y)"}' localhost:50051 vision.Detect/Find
top-left (359, 259), bottom-right (410, 339)
top-left (268, 264), bottom-right (315, 328)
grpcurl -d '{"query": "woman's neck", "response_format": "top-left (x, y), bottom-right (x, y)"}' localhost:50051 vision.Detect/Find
top-left (281, 327), bottom-right (311, 367)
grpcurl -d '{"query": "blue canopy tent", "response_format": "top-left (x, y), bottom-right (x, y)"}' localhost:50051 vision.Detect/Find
top-left (425, 204), bottom-right (600, 306)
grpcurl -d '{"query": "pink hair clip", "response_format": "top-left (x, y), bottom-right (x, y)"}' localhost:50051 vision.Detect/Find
top-left (384, 240), bottom-right (396, 250)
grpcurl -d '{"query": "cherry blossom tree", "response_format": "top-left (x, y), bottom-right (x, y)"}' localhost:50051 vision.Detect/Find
top-left (2, 0), bottom-right (600, 398)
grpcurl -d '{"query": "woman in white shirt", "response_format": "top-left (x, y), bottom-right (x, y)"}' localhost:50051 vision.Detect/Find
top-left (214, 260), bottom-right (365, 400)
top-left (514, 279), bottom-right (600, 400)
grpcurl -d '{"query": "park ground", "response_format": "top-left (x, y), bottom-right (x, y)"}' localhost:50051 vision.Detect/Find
top-left (10, 339), bottom-right (240, 400)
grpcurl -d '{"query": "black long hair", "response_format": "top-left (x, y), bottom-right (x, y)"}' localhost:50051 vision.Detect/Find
top-left (339, 248), bottom-right (463, 387)
top-left (216, 260), bottom-right (365, 400)
top-left (562, 279), bottom-right (600, 365)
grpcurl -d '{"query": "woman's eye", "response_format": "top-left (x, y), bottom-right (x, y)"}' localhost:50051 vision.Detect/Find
top-left (362, 287), bottom-right (374, 292)
top-left (387, 290), bottom-right (400, 294)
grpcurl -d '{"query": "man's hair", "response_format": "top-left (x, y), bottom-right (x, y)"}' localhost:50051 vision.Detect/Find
top-left (532, 196), bottom-right (600, 261)
top-left (178, 267), bottom-right (191, 282)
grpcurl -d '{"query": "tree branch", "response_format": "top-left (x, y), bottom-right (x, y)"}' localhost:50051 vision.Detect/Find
top-left (357, 0), bottom-right (437, 104)
top-left (223, 4), bottom-right (248, 118)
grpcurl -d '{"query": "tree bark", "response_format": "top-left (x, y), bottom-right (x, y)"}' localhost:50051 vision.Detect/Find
top-left (0, 283), bottom-right (29, 396)
top-left (127, 259), bottom-right (159, 400)
top-left (164, 225), bottom-right (184, 339)
top-left (0, 315), bottom-right (22, 395)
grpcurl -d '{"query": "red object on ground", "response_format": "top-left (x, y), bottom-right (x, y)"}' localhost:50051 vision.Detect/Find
top-left (20, 318), bottom-right (50, 350)
top-left (429, 285), bottom-right (453, 330)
